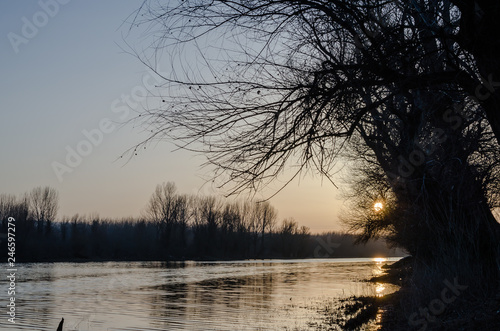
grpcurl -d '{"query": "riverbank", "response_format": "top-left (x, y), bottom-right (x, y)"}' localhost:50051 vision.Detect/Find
top-left (343, 256), bottom-right (500, 330)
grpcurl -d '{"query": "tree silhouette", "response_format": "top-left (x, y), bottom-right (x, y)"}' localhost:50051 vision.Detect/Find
top-left (131, 0), bottom-right (500, 295)
top-left (449, 0), bottom-right (500, 143)
top-left (29, 186), bottom-right (58, 234)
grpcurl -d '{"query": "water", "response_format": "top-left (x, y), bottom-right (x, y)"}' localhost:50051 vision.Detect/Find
top-left (1, 258), bottom-right (402, 330)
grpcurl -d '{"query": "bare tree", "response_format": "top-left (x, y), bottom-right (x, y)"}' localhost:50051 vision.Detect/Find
top-left (147, 182), bottom-right (177, 224)
top-left (29, 187), bottom-right (58, 234)
top-left (279, 217), bottom-right (310, 257)
top-left (131, 1), bottom-right (498, 189)
top-left (200, 195), bottom-right (222, 237)
top-left (146, 182), bottom-right (190, 248)
top-left (221, 201), bottom-right (241, 234)
top-left (130, 0), bottom-right (500, 294)
top-left (254, 201), bottom-right (277, 253)
top-left (0, 194), bottom-right (17, 222)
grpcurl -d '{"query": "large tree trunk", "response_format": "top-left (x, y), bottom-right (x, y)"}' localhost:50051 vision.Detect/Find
top-left (453, 0), bottom-right (500, 144)
top-left (361, 89), bottom-right (500, 293)
top-left (387, 152), bottom-right (500, 292)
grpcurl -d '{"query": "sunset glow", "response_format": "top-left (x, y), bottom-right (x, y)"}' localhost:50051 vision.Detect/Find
top-left (373, 202), bottom-right (384, 212)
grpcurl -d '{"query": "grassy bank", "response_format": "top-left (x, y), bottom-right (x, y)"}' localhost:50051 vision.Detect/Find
top-left (336, 257), bottom-right (500, 330)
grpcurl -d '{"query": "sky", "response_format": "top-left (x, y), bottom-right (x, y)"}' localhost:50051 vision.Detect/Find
top-left (0, 0), bottom-right (344, 233)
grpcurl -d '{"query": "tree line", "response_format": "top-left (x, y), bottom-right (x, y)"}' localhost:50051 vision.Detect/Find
top-left (0, 184), bottom-right (402, 261)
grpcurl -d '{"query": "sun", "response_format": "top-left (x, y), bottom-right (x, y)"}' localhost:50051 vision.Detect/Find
top-left (373, 202), bottom-right (384, 212)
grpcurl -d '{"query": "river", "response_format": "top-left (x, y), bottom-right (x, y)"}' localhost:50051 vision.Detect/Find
top-left (1, 258), bottom-right (402, 330)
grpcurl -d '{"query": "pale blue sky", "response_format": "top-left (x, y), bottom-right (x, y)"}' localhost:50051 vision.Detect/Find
top-left (1, 0), bottom-right (343, 232)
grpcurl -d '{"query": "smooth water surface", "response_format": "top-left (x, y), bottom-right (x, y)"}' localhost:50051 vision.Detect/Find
top-left (1, 258), bottom-right (401, 330)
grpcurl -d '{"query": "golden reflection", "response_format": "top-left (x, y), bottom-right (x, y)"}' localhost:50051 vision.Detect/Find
top-left (375, 283), bottom-right (385, 297)
top-left (374, 309), bottom-right (383, 330)
top-left (372, 258), bottom-right (389, 298)
top-left (372, 257), bottom-right (387, 263)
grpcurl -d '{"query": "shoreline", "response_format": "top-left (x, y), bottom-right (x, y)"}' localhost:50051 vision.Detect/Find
top-left (6, 255), bottom-right (407, 264)
top-left (343, 256), bottom-right (500, 330)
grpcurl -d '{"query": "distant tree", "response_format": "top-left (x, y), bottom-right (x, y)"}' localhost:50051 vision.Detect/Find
top-left (279, 218), bottom-right (299, 257)
top-left (29, 187), bottom-right (58, 234)
top-left (0, 194), bottom-right (31, 235)
top-left (0, 194), bottom-right (17, 222)
top-left (147, 182), bottom-right (177, 224)
top-left (239, 201), bottom-right (253, 233)
top-left (200, 195), bottom-right (222, 243)
top-left (278, 217), bottom-right (310, 257)
top-left (70, 214), bottom-right (87, 258)
top-left (146, 182), bottom-right (192, 253)
top-left (255, 201), bottom-right (277, 254)
top-left (221, 202), bottom-right (240, 234)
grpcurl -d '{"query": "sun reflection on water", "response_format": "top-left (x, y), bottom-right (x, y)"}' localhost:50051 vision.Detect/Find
top-left (375, 283), bottom-right (386, 297)
top-left (373, 308), bottom-right (384, 330)
top-left (373, 257), bottom-right (388, 263)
